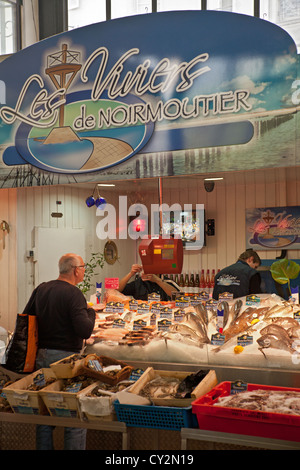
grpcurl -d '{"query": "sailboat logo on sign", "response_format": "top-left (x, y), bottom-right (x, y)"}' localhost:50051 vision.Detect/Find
top-left (0, 43), bottom-right (154, 174)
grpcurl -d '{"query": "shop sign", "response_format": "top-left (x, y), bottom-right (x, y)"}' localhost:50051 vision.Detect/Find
top-left (246, 206), bottom-right (300, 250)
top-left (0, 11), bottom-right (298, 187)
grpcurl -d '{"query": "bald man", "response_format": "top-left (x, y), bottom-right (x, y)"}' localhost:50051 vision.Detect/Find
top-left (25, 253), bottom-right (95, 450)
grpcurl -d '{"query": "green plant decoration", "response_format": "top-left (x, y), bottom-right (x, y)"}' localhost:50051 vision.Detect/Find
top-left (270, 258), bottom-right (300, 295)
top-left (78, 252), bottom-right (105, 296)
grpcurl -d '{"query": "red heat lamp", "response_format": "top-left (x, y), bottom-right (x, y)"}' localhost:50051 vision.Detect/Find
top-left (133, 217), bottom-right (146, 232)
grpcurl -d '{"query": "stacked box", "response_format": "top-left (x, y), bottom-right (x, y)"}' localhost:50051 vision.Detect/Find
top-left (114, 368), bottom-right (218, 430)
top-left (39, 376), bottom-right (93, 418)
top-left (129, 368), bottom-right (218, 407)
top-left (82, 354), bottom-right (133, 385)
top-left (4, 368), bottom-right (56, 415)
top-left (78, 381), bottom-right (116, 421)
top-left (49, 354), bottom-right (85, 378)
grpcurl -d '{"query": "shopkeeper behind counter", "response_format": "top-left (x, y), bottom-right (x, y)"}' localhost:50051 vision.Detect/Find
top-left (118, 264), bottom-right (180, 301)
top-left (213, 249), bottom-right (262, 300)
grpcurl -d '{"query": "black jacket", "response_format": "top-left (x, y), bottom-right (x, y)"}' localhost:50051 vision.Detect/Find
top-left (212, 260), bottom-right (261, 300)
top-left (123, 277), bottom-right (179, 301)
top-left (26, 280), bottom-right (95, 352)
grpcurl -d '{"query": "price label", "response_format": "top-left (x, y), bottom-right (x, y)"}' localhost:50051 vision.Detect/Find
top-left (105, 277), bottom-right (119, 289)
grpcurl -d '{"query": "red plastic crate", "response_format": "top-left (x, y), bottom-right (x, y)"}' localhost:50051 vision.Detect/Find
top-left (192, 382), bottom-right (300, 442)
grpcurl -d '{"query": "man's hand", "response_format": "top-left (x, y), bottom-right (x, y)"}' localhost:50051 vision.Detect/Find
top-left (141, 273), bottom-right (176, 299)
top-left (130, 264), bottom-right (143, 276)
top-left (118, 264), bottom-right (143, 293)
top-left (141, 273), bottom-right (159, 283)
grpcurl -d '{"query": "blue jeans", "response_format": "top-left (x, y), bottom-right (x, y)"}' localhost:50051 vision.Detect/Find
top-left (35, 348), bottom-right (87, 450)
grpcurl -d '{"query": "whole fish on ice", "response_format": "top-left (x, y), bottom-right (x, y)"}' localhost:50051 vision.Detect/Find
top-left (162, 323), bottom-right (205, 347)
top-left (226, 299), bottom-right (243, 328)
top-left (184, 311), bottom-right (210, 344)
top-left (259, 323), bottom-right (291, 341)
top-left (257, 333), bottom-right (296, 357)
top-left (212, 305), bottom-right (281, 353)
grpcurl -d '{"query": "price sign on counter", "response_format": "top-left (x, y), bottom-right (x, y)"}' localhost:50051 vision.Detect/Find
top-left (105, 277), bottom-right (119, 289)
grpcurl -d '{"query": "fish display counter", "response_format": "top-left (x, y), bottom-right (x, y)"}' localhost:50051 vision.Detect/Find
top-left (86, 291), bottom-right (300, 374)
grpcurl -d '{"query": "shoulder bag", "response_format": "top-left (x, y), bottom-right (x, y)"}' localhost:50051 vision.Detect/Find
top-left (3, 286), bottom-right (42, 373)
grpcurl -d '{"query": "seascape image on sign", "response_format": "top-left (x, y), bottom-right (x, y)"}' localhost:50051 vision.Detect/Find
top-left (0, 11), bottom-right (299, 186)
top-left (246, 206), bottom-right (300, 250)
top-left (0, 42), bottom-right (154, 174)
top-left (12, 89), bottom-right (153, 173)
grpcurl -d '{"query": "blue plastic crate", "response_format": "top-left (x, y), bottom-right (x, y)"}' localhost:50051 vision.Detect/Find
top-left (114, 400), bottom-right (198, 430)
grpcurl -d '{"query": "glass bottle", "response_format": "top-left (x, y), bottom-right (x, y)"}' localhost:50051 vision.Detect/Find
top-left (210, 269), bottom-right (215, 288)
top-left (184, 273), bottom-right (189, 294)
top-left (205, 269), bottom-right (210, 292)
top-left (200, 269), bottom-right (205, 290)
top-left (195, 273), bottom-right (200, 294)
top-left (189, 273), bottom-right (195, 294)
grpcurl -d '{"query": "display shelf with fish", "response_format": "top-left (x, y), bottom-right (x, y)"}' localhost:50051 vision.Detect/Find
top-left (87, 292), bottom-right (300, 369)
top-left (256, 313), bottom-right (300, 358)
top-left (211, 306), bottom-right (267, 352)
top-left (211, 302), bottom-right (295, 353)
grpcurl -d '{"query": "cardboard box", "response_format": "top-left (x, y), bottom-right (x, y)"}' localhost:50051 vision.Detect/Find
top-left (4, 368), bottom-right (56, 415)
top-left (128, 367), bottom-right (218, 408)
top-left (39, 377), bottom-right (97, 418)
top-left (77, 381), bottom-right (117, 421)
top-left (50, 354), bottom-right (86, 378)
top-left (82, 354), bottom-right (133, 385)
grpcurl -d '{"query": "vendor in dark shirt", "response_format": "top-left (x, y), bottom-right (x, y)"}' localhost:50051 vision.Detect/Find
top-left (213, 249), bottom-right (262, 300)
top-left (118, 264), bottom-right (180, 301)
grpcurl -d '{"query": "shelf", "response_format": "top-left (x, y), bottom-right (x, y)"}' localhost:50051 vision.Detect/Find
top-left (181, 427), bottom-right (300, 450)
top-left (0, 412), bottom-right (129, 450)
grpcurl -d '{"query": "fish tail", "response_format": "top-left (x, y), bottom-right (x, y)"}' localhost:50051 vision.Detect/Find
top-left (258, 347), bottom-right (267, 359)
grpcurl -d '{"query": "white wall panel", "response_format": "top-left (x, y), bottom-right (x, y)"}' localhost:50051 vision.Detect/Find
top-left (0, 188), bottom-right (17, 331)
top-left (0, 165), bottom-right (297, 327)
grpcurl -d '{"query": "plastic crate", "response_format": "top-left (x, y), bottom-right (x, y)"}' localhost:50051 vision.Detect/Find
top-left (192, 381), bottom-right (300, 442)
top-left (114, 400), bottom-right (198, 430)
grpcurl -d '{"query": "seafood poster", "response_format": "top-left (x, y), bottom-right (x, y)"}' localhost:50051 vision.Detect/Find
top-left (0, 11), bottom-right (299, 188)
top-left (246, 206), bottom-right (300, 250)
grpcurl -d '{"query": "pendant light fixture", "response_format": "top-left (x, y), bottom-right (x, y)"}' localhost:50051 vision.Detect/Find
top-left (85, 184), bottom-right (107, 209)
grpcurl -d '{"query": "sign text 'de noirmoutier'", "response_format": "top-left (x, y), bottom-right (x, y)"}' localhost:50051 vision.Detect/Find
top-left (0, 46), bottom-right (252, 130)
